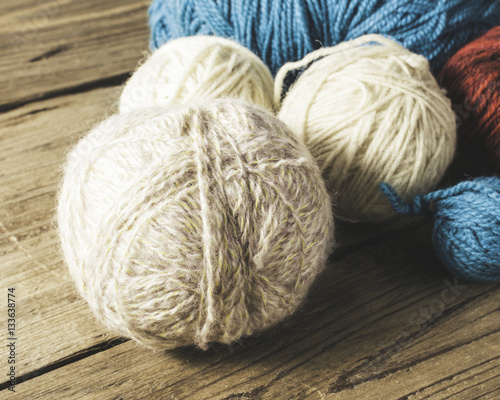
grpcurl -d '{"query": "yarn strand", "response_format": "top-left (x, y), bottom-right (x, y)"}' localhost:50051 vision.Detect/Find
top-left (149, 0), bottom-right (500, 76)
top-left (380, 177), bottom-right (500, 282)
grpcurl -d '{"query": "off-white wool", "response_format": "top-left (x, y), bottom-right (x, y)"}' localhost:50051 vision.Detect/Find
top-left (57, 100), bottom-right (334, 350)
top-left (119, 36), bottom-right (274, 113)
top-left (275, 34), bottom-right (457, 222)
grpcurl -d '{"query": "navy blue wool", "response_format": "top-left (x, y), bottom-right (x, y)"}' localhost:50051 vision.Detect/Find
top-left (380, 178), bottom-right (500, 283)
top-left (148, 0), bottom-right (500, 76)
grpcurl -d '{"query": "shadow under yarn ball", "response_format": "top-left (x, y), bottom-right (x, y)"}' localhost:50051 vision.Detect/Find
top-left (381, 177), bottom-right (500, 282)
top-left (120, 36), bottom-right (274, 113)
top-left (148, 0), bottom-right (500, 76)
top-left (275, 35), bottom-right (456, 223)
top-left (57, 100), bottom-right (334, 350)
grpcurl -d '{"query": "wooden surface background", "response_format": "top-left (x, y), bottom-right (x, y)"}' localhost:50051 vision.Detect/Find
top-left (0, 1), bottom-right (499, 399)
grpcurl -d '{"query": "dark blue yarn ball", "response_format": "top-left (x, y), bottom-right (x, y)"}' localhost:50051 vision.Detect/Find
top-left (381, 177), bottom-right (500, 283)
top-left (148, 0), bottom-right (500, 76)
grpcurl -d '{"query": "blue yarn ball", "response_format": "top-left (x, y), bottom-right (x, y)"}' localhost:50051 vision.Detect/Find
top-left (148, 0), bottom-right (500, 76)
top-left (380, 178), bottom-right (500, 283)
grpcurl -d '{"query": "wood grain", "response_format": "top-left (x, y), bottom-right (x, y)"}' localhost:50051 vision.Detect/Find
top-left (0, 1), bottom-right (499, 399)
top-left (0, 0), bottom-right (150, 110)
top-left (9, 225), bottom-right (500, 399)
top-left (0, 87), bottom-right (123, 378)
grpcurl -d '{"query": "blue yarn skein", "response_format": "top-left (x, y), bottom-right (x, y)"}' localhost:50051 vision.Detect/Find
top-left (380, 178), bottom-right (500, 283)
top-left (148, 0), bottom-right (500, 76)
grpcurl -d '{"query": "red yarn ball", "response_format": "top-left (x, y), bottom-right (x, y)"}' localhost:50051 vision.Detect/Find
top-left (440, 27), bottom-right (500, 175)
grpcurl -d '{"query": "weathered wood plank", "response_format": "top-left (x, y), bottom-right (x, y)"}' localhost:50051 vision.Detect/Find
top-left (0, 0), bottom-right (150, 109)
top-left (10, 223), bottom-right (500, 399)
top-left (0, 87), bottom-right (121, 380)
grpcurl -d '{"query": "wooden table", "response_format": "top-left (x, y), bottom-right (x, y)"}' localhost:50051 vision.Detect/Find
top-left (1, 1), bottom-right (499, 399)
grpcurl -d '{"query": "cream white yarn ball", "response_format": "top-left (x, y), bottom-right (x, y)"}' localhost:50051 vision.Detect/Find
top-left (275, 34), bottom-right (457, 222)
top-left (119, 36), bottom-right (274, 113)
top-left (58, 100), bottom-right (334, 350)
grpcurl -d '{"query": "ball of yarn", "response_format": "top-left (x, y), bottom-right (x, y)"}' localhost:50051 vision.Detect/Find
top-left (148, 0), bottom-right (500, 76)
top-left (380, 177), bottom-right (500, 282)
top-left (440, 26), bottom-right (500, 175)
top-left (57, 100), bottom-right (334, 350)
top-left (275, 35), bottom-right (456, 223)
top-left (119, 36), bottom-right (274, 113)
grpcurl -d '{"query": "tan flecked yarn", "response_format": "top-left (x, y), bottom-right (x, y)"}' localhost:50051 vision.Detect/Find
top-left (57, 100), bottom-right (334, 350)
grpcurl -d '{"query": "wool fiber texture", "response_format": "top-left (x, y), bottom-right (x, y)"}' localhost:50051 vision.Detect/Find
top-left (275, 35), bottom-right (457, 223)
top-left (120, 36), bottom-right (274, 113)
top-left (148, 0), bottom-right (500, 76)
top-left (57, 100), bottom-right (334, 350)
top-left (380, 177), bottom-right (500, 282)
top-left (440, 26), bottom-right (500, 175)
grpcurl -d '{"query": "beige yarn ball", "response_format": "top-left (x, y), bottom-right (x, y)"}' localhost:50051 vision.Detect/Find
top-left (275, 34), bottom-right (457, 222)
top-left (57, 100), bottom-right (334, 350)
top-left (119, 36), bottom-right (274, 113)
